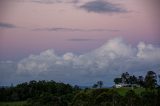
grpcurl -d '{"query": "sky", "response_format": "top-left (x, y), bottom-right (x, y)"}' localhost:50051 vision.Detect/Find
top-left (0, 0), bottom-right (160, 86)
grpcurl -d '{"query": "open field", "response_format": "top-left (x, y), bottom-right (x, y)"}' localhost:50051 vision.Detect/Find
top-left (113, 87), bottom-right (146, 96)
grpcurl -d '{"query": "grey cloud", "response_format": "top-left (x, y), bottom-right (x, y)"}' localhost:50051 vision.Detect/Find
top-left (88, 29), bottom-right (119, 32)
top-left (1, 38), bottom-right (160, 86)
top-left (79, 0), bottom-right (127, 13)
top-left (69, 0), bottom-right (79, 4)
top-left (36, 27), bottom-right (84, 31)
top-left (33, 27), bottom-right (119, 32)
top-left (0, 22), bottom-right (17, 28)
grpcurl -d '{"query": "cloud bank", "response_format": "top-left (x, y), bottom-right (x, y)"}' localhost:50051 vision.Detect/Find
top-left (0, 38), bottom-right (160, 86)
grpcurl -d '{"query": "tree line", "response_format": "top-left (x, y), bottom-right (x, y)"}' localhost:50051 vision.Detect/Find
top-left (0, 80), bottom-right (81, 106)
top-left (0, 71), bottom-right (160, 106)
top-left (71, 88), bottom-right (160, 106)
top-left (114, 71), bottom-right (158, 89)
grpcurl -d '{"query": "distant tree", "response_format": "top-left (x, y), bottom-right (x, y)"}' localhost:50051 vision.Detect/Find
top-left (10, 83), bottom-right (14, 88)
top-left (114, 78), bottom-right (122, 84)
top-left (74, 85), bottom-right (81, 90)
top-left (29, 80), bottom-right (37, 85)
top-left (158, 74), bottom-right (160, 86)
top-left (138, 76), bottom-right (145, 87)
top-left (129, 75), bottom-right (137, 84)
top-left (97, 81), bottom-right (103, 88)
top-left (92, 84), bottom-right (98, 88)
top-left (145, 71), bottom-right (157, 89)
top-left (121, 72), bottom-right (130, 84)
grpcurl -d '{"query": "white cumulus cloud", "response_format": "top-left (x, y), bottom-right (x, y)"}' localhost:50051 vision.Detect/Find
top-left (137, 42), bottom-right (160, 61)
top-left (0, 37), bottom-right (160, 85)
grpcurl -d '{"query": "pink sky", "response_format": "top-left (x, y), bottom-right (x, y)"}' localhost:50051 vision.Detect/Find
top-left (0, 0), bottom-right (160, 60)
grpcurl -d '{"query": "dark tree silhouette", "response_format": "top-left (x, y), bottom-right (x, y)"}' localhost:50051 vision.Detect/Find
top-left (114, 78), bottom-right (122, 84)
top-left (121, 72), bottom-right (130, 84)
top-left (158, 74), bottom-right (160, 85)
top-left (97, 81), bottom-right (103, 88)
top-left (145, 71), bottom-right (157, 89)
top-left (129, 75), bottom-right (138, 85)
top-left (138, 76), bottom-right (145, 87)
top-left (92, 84), bottom-right (98, 88)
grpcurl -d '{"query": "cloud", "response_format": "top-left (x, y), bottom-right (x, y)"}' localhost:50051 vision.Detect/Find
top-left (33, 27), bottom-right (119, 32)
top-left (1, 37), bottom-right (160, 86)
top-left (79, 0), bottom-right (127, 13)
top-left (69, 0), bottom-right (79, 4)
top-left (30, 0), bottom-right (62, 4)
top-left (68, 38), bottom-right (94, 42)
top-left (7, 0), bottom-right (79, 4)
top-left (31, 0), bottom-right (80, 4)
top-left (0, 22), bottom-right (17, 29)
top-left (34, 27), bottom-right (84, 32)
top-left (137, 42), bottom-right (160, 61)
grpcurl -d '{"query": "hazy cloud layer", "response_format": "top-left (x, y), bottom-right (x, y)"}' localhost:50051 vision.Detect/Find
top-left (31, 0), bottom-right (62, 3)
top-left (0, 22), bottom-right (17, 29)
top-left (31, 0), bottom-right (80, 4)
top-left (79, 0), bottom-right (127, 13)
top-left (6, 0), bottom-right (79, 4)
top-left (68, 38), bottom-right (94, 42)
top-left (0, 38), bottom-right (160, 85)
top-left (34, 27), bottom-right (119, 32)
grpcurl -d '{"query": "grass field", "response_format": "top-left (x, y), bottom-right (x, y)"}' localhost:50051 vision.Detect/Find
top-left (0, 101), bottom-right (27, 106)
top-left (113, 87), bottom-right (145, 96)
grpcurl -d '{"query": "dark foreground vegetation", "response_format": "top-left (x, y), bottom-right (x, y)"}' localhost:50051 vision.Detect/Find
top-left (0, 71), bottom-right (160, 106)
